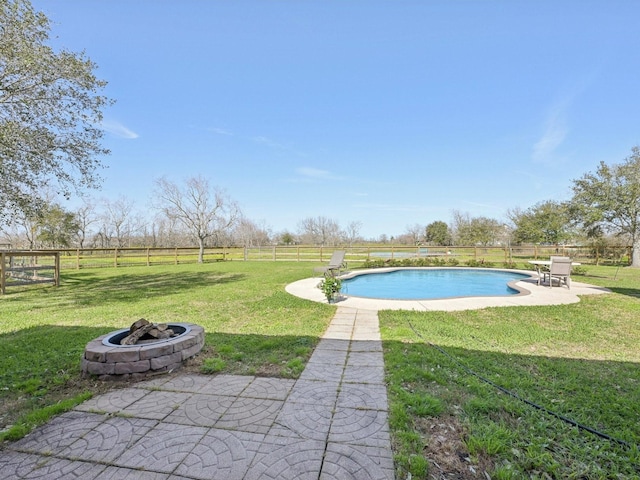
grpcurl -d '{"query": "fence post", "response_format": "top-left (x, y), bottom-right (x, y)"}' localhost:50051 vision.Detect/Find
top-left (1, 252), bottom-right (5, 295)
top-left (114, 248), bottom-right (118, 267)
top-left (146, 248), bottom-right (150, 266)
top-left (175, 248), bottom-right (178, 265)
top-left (54, 252), bottom-right (60, 287)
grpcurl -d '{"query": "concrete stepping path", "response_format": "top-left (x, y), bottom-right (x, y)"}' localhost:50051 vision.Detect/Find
top-left (0, 307), bottom-right (394, 479)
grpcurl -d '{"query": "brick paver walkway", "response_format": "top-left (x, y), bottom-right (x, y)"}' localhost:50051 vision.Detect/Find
top-left (0, 307), bottom-right (394, 479)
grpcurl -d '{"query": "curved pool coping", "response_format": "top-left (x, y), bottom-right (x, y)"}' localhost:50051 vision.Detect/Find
top-left (285, 267), bottom-right (611, 312)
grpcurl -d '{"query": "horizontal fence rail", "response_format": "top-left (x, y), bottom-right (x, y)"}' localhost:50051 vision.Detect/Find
top-left (0, 245), bottom-right (631, 274)
top-left (1, 251), bottom-right (60, 294)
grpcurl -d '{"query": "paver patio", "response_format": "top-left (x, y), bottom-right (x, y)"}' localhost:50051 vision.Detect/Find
top-left (0, 307), bottom-right (395, 480)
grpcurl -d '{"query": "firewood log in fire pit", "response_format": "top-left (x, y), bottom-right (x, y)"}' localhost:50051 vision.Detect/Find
top-left (120, 318), bottom-right (176, 345)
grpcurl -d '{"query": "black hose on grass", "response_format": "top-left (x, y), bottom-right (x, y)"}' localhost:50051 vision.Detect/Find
top-left (407, 319), bottom-right (635, 450)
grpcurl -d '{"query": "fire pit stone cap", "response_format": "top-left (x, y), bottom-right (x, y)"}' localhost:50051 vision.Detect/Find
top-left (102, 322), bottom-right (193, 347)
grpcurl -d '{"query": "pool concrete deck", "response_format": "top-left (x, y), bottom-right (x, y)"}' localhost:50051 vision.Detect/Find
top-left (286, 269), bottom-right (610, 311)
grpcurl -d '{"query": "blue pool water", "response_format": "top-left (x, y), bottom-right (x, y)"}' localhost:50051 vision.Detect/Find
top-left (340, 269), bottom-right (530, 300)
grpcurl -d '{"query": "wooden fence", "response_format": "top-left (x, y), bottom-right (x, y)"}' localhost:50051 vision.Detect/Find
top-left (1, 251), bottom-right (60, 294)
top-left (1, 244), bottom-right (629, 272)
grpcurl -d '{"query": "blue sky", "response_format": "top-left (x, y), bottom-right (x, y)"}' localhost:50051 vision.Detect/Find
top-left (35, 0), bottom-right (640, 239)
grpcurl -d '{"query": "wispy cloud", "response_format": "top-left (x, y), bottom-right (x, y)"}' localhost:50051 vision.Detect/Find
top-left (461, 200), bottom-right (498, 209)
top-left (532, 78), bottom-right (591, 164)
top-left (513, 169), bottom-right (545, 190)
top-left (252, 135), bottom-right (308, 157)
top-left (209, 127), bottom-right (233, 136)
top-left (204, 129), bottom-right (307, 156)
top-left (101, 120), bottom-right (139, 139)
top-left (352, 202), bottom-right (434, 213)
top-left (253, 136), bottom-right (285, 148)
top-left (532, 104), bottom-right (568, 164)
top-left (290, 167), bottom-right (347, 183)
top-left (296, 167), bottom-right (332, 179)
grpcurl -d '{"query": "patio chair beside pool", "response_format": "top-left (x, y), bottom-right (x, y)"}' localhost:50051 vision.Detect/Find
top-left (543, 257), bottom-right (573, 289)
top-left (314, 250), bottom-right (347, 277)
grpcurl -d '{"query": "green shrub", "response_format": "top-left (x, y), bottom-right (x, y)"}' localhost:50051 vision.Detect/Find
top-left (572, 266), bottom-right (588, 275)
top-left (465, 258), bottom-right (494, 268)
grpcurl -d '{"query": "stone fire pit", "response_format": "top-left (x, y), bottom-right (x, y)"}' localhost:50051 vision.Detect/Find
top-left (82, 322), bottom-right (205, 380)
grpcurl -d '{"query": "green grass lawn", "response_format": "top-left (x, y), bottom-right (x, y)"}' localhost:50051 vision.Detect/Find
top-left (382, 265), bottom-right (640, 479)
top-left (1, 261), bottom-right (639, 479)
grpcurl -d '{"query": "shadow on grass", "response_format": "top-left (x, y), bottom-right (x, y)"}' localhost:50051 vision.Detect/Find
top-left (384, 339), bottom-right (640, 478)
top-left (0, 325), bottom-right (319, 394)
top-left (55, 270), bottom-right (247, 305)
top-left (606, 286), bottom-right (640, 298)
top-left (0, 324), bottom-right (322, 435)
top-left (202, 332), bottom-right (319, 377)
top-left (0, 325), bottom-right (113, 391)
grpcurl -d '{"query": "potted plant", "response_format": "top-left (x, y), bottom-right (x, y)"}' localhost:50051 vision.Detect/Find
top-left (319, 275), bottom-right (342, 303)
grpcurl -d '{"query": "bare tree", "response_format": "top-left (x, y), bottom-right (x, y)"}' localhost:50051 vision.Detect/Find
top-left (297, 216), bottom-right (341, 246)
top-left (404, 223), bottom-right (425, 245)
top-left (101, 196), bottom-right (139, 247)
top-left (2, 210), bottom-right (37, 248)
top-left (342, 221), bottom-right (363, 246)
top-left (74, 199), bottom-right (99, 248)
top-left (233, 217), bottom-right (271, 248)
top-left (154, 176), bottom-right (241, 263)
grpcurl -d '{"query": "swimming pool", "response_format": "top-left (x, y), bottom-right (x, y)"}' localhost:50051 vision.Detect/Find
top-left (340, 268), bottom-right (531, 300)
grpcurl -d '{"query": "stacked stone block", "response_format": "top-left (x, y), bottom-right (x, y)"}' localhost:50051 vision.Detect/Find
top-left (82, 323), bottom-right (205, 380)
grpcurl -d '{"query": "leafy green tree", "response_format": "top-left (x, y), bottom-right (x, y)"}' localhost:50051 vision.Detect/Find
top-left (280, 231), bottom-right (295, 245)
top-left (36, 204), bottom-right (80, 248)
top-left (3, 200), bottom-right (79, 248)
top-left (452, 211), bottom-right (502, 246)
top-left (570, 146), bottom-right (640, 267)
top-left (425, 221), bottom-right (451, 246)
top-left (508, 201), bottom-right (572, 245)
top-left (0, 0), bottom-right (112, 222)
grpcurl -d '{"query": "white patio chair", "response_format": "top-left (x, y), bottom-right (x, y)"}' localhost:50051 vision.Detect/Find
top-left (543, 257), bottom-right (572, 289)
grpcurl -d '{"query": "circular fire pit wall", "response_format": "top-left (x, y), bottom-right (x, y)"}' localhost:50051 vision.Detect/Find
top-left (82, 323), bottom-right (205, 380)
